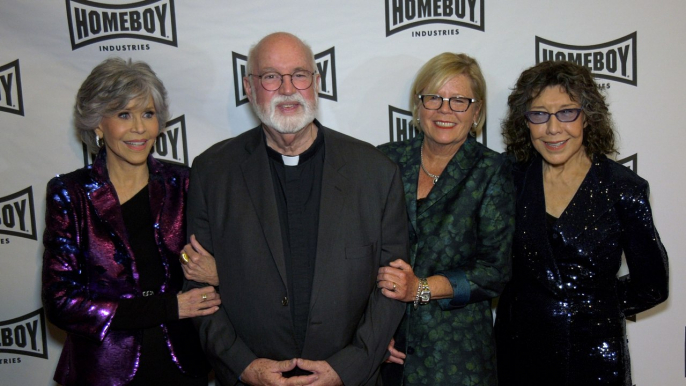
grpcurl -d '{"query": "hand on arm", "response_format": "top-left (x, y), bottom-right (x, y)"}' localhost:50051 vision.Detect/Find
top-left (376, 259), bottom-right (418, 302)
top-left (181, 234), bottom-right (219, 286)
top-left (177, 286), bottom-right (220, 319)
top-left (384, 338), bottom-right (406, 365)
top-left (377, 259), bottom-right (455, 302)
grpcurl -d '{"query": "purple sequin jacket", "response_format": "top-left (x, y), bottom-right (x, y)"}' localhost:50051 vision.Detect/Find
top-left (42, 150), bottom-right (208, 386)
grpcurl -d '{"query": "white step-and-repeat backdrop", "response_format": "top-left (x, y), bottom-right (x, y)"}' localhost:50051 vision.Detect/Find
top-left (1, 1), bottom-right (684, 385)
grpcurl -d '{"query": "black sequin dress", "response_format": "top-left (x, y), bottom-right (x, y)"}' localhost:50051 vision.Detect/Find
top-left (495, 154), bottom-right (668, 386)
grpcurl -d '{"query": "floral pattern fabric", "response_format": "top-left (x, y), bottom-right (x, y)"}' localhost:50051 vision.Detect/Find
top-left (379, 134), bottom-right (515, 385)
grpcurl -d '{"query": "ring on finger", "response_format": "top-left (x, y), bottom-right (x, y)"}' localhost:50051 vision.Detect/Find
top-left (179, 252), bottom-right (190, 265)
top-left (202, 294), bottom-right (208, 301)
top-left (392, 282), bottom-right (397, 291)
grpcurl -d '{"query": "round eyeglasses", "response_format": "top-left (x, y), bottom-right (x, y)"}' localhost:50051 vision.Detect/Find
top-left (524, 108), bottom-right (583, 124)
top-left (417, 94), bottom-right (478, 113)
top-left (248, 70), bottom-right (317, 91)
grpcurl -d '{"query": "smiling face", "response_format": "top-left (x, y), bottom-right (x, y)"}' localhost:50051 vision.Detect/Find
top-left (527, 85), bottom-right (588, 167)
top-left (94, 95), bottom-right (159, 172)
top-left (244, 33), bottom-right (319, 134)
top-left (418, 74), bottom-right (481, 150)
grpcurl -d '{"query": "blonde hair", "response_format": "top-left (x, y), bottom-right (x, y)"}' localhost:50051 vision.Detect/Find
top-left (410, 52), bottom-right (487, 135)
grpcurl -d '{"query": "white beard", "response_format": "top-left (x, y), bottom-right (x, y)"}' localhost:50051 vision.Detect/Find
top-left (251, 93), bottom-right (318, 134)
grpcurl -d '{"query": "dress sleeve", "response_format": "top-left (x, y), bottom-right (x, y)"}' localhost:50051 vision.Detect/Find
top-left (41, 177), bottom-right (118, 342)
top-left (436, 157), bottom-right (516, 310)
top-left (616, 181), bottom-right (669, 316)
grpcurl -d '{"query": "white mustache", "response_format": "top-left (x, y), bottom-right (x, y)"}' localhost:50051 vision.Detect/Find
top-left (269, 94), bottom-right (307, 113)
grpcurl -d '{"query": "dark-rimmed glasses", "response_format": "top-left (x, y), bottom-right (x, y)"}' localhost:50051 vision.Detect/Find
top-left (417, 94), bottom-right (478, 113)
top-left (248, 70), bottom-right (317, 91)
top-left (524, 108), bottom-right (583, 124)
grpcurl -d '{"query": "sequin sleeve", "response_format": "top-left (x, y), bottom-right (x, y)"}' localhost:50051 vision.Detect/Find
top-left (41, 176), bottom-right (118, 342)
top-left (616, 180), bottom-right (669, 316)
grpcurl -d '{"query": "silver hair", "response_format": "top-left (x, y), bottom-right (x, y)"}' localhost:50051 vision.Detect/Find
top-left (74, 57), bottom-right (169, 153)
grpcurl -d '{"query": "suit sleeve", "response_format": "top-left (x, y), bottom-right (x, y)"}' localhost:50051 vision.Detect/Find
top-left (42, 177), bottom-right (118, 342)
top-left (326, 164), bottom-right (410, 385)
top-left (436, 157), bottom-right (516, 310)
top-left (616, 181), bottom-right (669, 316)
top-left (184, 161), bottom-right (257, 385)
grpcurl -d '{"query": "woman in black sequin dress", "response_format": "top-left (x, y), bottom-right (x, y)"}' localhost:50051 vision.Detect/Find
top-left (495, 61), bottom-right (668, 386)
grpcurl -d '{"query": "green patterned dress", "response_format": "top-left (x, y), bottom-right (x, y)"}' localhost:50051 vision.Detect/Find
top-left (378, 134), bottom-right (515, 385)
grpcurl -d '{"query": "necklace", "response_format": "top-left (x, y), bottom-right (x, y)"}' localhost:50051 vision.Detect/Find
top-left (420, 145), bottom-right (440, 184)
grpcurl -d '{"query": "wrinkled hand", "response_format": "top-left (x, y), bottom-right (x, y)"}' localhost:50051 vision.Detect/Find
top-left (377, 258), bottom-right (419, 302)
top-left (181, 234), bottom-right (219, 286)
top-left (177, 286), bottom-right (220, 319)
top-left (295, 359), bottom-right (342, 386)
top-left (384, 338), bottom-right (406, 365)
top-left (241, 358), bottom-right (318, 386)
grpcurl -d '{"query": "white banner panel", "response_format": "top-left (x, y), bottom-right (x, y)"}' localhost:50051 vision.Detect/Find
top-left (1, 1), bottom-right (685, 384)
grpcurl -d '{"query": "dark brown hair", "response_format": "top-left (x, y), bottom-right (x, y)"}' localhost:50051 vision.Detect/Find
top-left (501, 61), bottom-right (617, 162)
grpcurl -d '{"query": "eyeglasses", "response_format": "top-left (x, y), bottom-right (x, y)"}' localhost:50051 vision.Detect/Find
top-left (524, 108), bottom-right (583, 124)
top-left (417, 94), bottom-right (478, 113)
top-left (248, 70), bottom-right (317, 91)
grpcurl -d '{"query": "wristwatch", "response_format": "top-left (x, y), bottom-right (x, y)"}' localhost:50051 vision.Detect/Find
top-left (413, 277), bottom-right (431, 309)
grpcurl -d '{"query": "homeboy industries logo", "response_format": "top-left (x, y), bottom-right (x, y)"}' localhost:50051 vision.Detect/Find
top-left (65, 0), bottom-right (177, 50)
top-left (388, 106), bottom-right (419, 143)
top-left (232, 47), bottom-right (338, 106)
top-left (0, 187), bottom-right (37, 241)
top-left (536, 32), bottom-right (637, 86)
top-left (0, 60), bottom-right (24, 116)
top-left (387, 105), bottom-right (488, 145)
top-left (617, 153), bottom-right (638, 174)
top-left (82, 115), bottom-right (189, 166)
top-left (385, 0), bottom-right (484, 36)
top-left (0, 309), bottom-right (48, 359)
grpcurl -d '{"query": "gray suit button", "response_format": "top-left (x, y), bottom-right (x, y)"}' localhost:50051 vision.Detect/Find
top-left (282, 297), bottom-right (289, 306)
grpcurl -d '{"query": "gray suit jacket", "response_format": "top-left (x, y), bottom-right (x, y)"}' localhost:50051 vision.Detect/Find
top-left (186, 122), bottom-right (409, 385)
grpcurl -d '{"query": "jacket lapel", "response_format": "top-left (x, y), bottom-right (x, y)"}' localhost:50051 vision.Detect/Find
top-left (392, 137), bottom-right (420, 265)
top-left (88, 151), bottom-right (134, 267)
top-left (240, 129), bottom-right (289, 287)
top-left (309, 129), bottom-right (348, 311)
top-left (417, 136), bottom-right (479, 218)
top-left (518, 157), bottom-right (562, 280)
top-left (147, 158), bottom-right (167, 281)
top-left (554, 155), bottom-right (617, 243)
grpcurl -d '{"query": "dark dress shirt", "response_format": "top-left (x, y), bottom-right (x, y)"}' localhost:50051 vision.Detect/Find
top-left (266, 129), bottom-right (325, 354)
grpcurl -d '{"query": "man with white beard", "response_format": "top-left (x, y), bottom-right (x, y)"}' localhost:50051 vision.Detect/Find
top-left (184, 32), bottom-right (409, 386)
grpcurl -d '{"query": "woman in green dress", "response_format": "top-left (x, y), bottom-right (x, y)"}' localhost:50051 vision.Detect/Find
top-left (377, 52), bottom-right (515, 385)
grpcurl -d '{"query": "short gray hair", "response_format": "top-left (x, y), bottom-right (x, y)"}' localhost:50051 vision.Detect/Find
top-left (74, 57), bottom-right (169, 153)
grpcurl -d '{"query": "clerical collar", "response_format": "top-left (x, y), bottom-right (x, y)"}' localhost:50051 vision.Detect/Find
top-left (265, 126), bottom-right (324, 166)
top-left (282, 155), bottom-right (299, 166)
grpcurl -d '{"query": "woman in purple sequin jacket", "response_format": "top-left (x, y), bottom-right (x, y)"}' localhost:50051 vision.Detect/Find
top-left (42, 58), bottom-right (220, 386)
